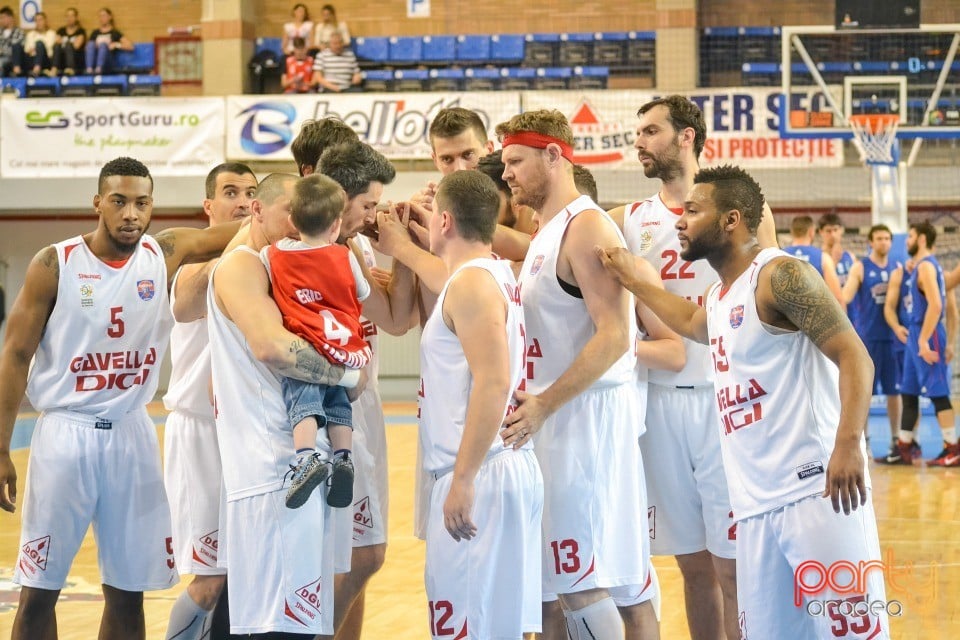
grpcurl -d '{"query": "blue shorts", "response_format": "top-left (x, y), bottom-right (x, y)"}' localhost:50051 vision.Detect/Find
top-left (864, 339), bottom-right (901, 396)
top-left (899, 325), bottom-right (951, 398)
top-left (281, 378), bottom-right (353, 429)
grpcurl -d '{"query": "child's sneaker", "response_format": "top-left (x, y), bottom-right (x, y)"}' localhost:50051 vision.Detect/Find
top-left (326, 452), bottom-right (355, 508)
top-left (285, 453), bottom-right (330, 509)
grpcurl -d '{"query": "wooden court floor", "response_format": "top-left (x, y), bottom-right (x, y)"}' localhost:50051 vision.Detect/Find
top-left (1, 402), bottom-right (958, 639)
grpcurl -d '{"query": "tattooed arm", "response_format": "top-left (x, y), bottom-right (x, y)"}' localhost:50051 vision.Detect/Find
top-left (211, 249), bottom-right (362, 392)
top-left (0, 246), bottom-right (59, 513)
top-left (757, 257), bottom-right (873, 515)
top-left (154, 221), bottom-right (243, 286)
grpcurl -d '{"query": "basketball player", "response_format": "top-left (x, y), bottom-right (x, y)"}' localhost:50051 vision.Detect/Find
top-left (419, 169), bottom-right (544, 639)
top-left (607, 95), bottom-right (739, 640)
top-left (878, 221), bottom-right (958, 466)
top-left (839, 224), bottom-right (901, 459)
top-left (314, 141), bottom-right (419, 638)
top-left (787, 215), bottom-right (843, 303)
top-left (819, 213), bottom-right (857, 323)
top-left (208, 172), bottom-right (361, 637)
top-left (291, 117), bottom-right (360, 177)
top-left (598, 164), bottom-right (890, 640)
top-left (0, 157), bottom-right (243, 640)
top-left (163, 162), bottom-right (258, 640)
top-left (496, 109), bottom-right (653, 640)
top-left (414, 107), bottom-right (496, 208)
top-left (477, 150), bottom-right (538, 234)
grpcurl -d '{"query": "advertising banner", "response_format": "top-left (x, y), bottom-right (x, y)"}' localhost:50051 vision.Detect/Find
top-left (225, 92), bottom-right (522, 161)
top-left (522, 88), bottom-right (843, 169)
top-left (0, 98), bottom-right (225, 177)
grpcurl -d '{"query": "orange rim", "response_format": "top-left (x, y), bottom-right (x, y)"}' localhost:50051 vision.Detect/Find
top-left (849, 114), bottom-right (900, 134)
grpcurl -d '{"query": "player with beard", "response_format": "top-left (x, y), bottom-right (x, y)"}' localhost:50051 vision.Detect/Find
top-left (0, 157), bottom-right (242, 640)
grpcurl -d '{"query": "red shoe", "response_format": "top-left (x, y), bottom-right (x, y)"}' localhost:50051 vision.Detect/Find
top-left (875, 440), bottom-right (920, 465)
top-left (927, 442), bottom-right (960, 467)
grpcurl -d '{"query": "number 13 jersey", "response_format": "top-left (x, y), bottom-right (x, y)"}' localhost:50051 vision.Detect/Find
top-left (623, 195), bottom-right (718, 387)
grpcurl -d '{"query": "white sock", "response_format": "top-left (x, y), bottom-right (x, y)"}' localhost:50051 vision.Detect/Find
top-left (898, 430), bottom-right (914, 444)
top-left (165, 591), bottom-right (211, 640)
top-left (942, 427), bottom-right (958, 445)
top-left (564, 597), bottom-right (624, 640)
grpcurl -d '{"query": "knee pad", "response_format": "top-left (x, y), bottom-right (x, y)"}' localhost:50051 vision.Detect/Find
top-left (901, 395), bottom-right (919, 432)
top-left (564, 597), bottom-right (624, 640)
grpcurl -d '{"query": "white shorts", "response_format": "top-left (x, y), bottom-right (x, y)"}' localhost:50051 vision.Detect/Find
top-left (350, 388), bottom-right (388, 547)
top-left (425, 449), bottom-right (544, 639)
top-left (225, 489), bottom-right (336, 635)
top-left (737, 494), bottom-right (889, 640)
top-left (643, 384), bottom-right (736, 558)
top-left (163, 411), bottom-right (225, 576)
top-left (609, 561), bottom-right (660, 615)
top-left (535, 384), bottom-right (649, 596)
top-left (14, 409), bottom-right (177, 591)
top-left (414, 436), bottom-right (433, 541)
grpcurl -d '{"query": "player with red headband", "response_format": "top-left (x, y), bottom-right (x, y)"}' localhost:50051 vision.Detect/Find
top-left (498, 110), bottom-right (656, 640)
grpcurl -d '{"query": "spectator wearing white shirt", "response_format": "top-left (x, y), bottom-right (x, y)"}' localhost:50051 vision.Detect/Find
top-left (313, 4), bottom-right (350, 51)
top-left (22, 11), bottom-right (56, 77)
top-left (281, 3), bottom-right (313, 56)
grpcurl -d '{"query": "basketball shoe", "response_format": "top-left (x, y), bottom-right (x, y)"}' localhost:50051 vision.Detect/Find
top-left (927, 442), bottom-right (960, 467)
top-left (875, 439), bottom-right (921, 465)
top-left (285, 452), bottom-right (331, 509)
top-left (326, 451), bottom-right (355, 508)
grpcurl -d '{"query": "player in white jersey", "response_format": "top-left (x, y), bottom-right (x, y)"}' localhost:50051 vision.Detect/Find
top-left (599, 164), bottom-right (888, 640)
top-left (418, 170), bottom-right (543, 639)
top-left (162, 162), bottom-right (258, 640)
top-left (493, 109), bottom-right (652, 640)
top-left (0, 157), bottom-right (244, 640)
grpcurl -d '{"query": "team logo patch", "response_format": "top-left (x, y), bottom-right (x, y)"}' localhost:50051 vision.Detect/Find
top-left (796, 461), bottom-right (825, 480)
top-left (20, 535), bottom-right (50, 575)
top-left (192, 529), bottom-right (219, 567)
top-left (638, 229), bottom-right (654, 255)
top-left (354, 496), bottom-right (373, 529)
top-left (530, 255), bottom-right (545, 276)
top-left (729, 305), bottom-right (745, 328)
top-left (136, 280), bottom-right (155, 301)
top-left (80, 283), bottom-right (94, 308)
top-left (285, 577), bottom-right (323, 626)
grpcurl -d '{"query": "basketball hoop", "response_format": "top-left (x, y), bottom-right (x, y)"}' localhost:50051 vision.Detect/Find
top-left (848, 114), bottom-right (900, 166)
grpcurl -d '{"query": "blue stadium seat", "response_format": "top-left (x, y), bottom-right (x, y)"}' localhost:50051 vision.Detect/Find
top-left (255, 37), bottom-right (284, 57)
top-left (533, 67), bottom-right (571, 90)
top-left (60, 74), bottom-right (92, 96)
top-left (0, 77), bottom-right (27, 97)
top-left (361, 69), bottom-right (393, 92)
top-left (114, 43), bottom-right (154, 74)
top-left (500, 66), bottom-right (535, 90)
top-left (570, 65), bottom-right (608, 90)
top-left (422, 35), bottom-right (456, 64)
top-left (490, 34), bottom-right (525, 64)
top-left (593, 32), bottom-right (627, 67)
top-left (559, 33), bottom-right (593, 66)
top-left (25, 76), bottom-right (59, 97)
top-left (524, 33), bottom-right (560, 66)
top-left (394, 68), bottom-right (428, 91)
top-left (456, 35), bottom-right (491, 64)
top-left (128, 74), bottom-right (162, 96)
top-left (463, 67), bottom-right (499, 91)
top-left (625, 31), bottom-right (656, 70)
top-left (389, 36), bottom-right (423, 65)
top-left (354, 37), bottom-right (389, 67)
top-left (92, 74), bottom-right (128, 96)
top-left (428, 68), bottom-right (464, 91)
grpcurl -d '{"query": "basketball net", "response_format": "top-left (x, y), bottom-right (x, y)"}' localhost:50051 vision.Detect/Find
top-left (848, 114), bottom-right (900, 166)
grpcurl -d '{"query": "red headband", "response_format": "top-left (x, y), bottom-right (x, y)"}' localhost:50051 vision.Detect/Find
top-left (502, 131), bottom-right (574, 162)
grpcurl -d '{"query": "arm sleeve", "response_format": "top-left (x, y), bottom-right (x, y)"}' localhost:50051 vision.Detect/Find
top-left (348, 251), bottom-right (371, 302)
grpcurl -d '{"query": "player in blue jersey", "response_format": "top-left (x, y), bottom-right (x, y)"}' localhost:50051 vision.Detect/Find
top-left (879, 222), bottom-right (958, 466)
top-left (819, 213), bottom-right (858, 321)
top-left (787, 216), bottom-right (843, 303)
top-left (841, 224), bottom-right (902, 455)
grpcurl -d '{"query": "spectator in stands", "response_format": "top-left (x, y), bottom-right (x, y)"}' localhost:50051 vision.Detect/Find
top-left (312, 32), bottom-right (360, 93)
top-left (51, 7), bottom-right (86, 76)
top-left (281, 3), bottom-right (313, 56)
top-left (21, 12), bottom-right (56, 77)
top-left (313, 4), bottom-right (350, 51)
top-left (84, 7), bottom-right (132, 75)
top-left (0, 6), bottom-right (24, 77)
top-left (282, 36), bottom-right (314, 93)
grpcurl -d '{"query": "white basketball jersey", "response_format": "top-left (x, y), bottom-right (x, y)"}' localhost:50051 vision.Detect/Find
top-left (208, 247), bottom-right (307, 501)
top-left (623, 195), bottom-right (717, 387)
top-left (27, 235), bottom-right (172, 420)
top-left (519, 195), bottom-right (637, 394)
top-left (354, 234), bottom-right (380, 388)
top-left (162, 267), bottom-right (214, 419)
top-left (706, 248), bottom-right (863, 521)
top-left (419, 258), bottom-right (529, 473)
